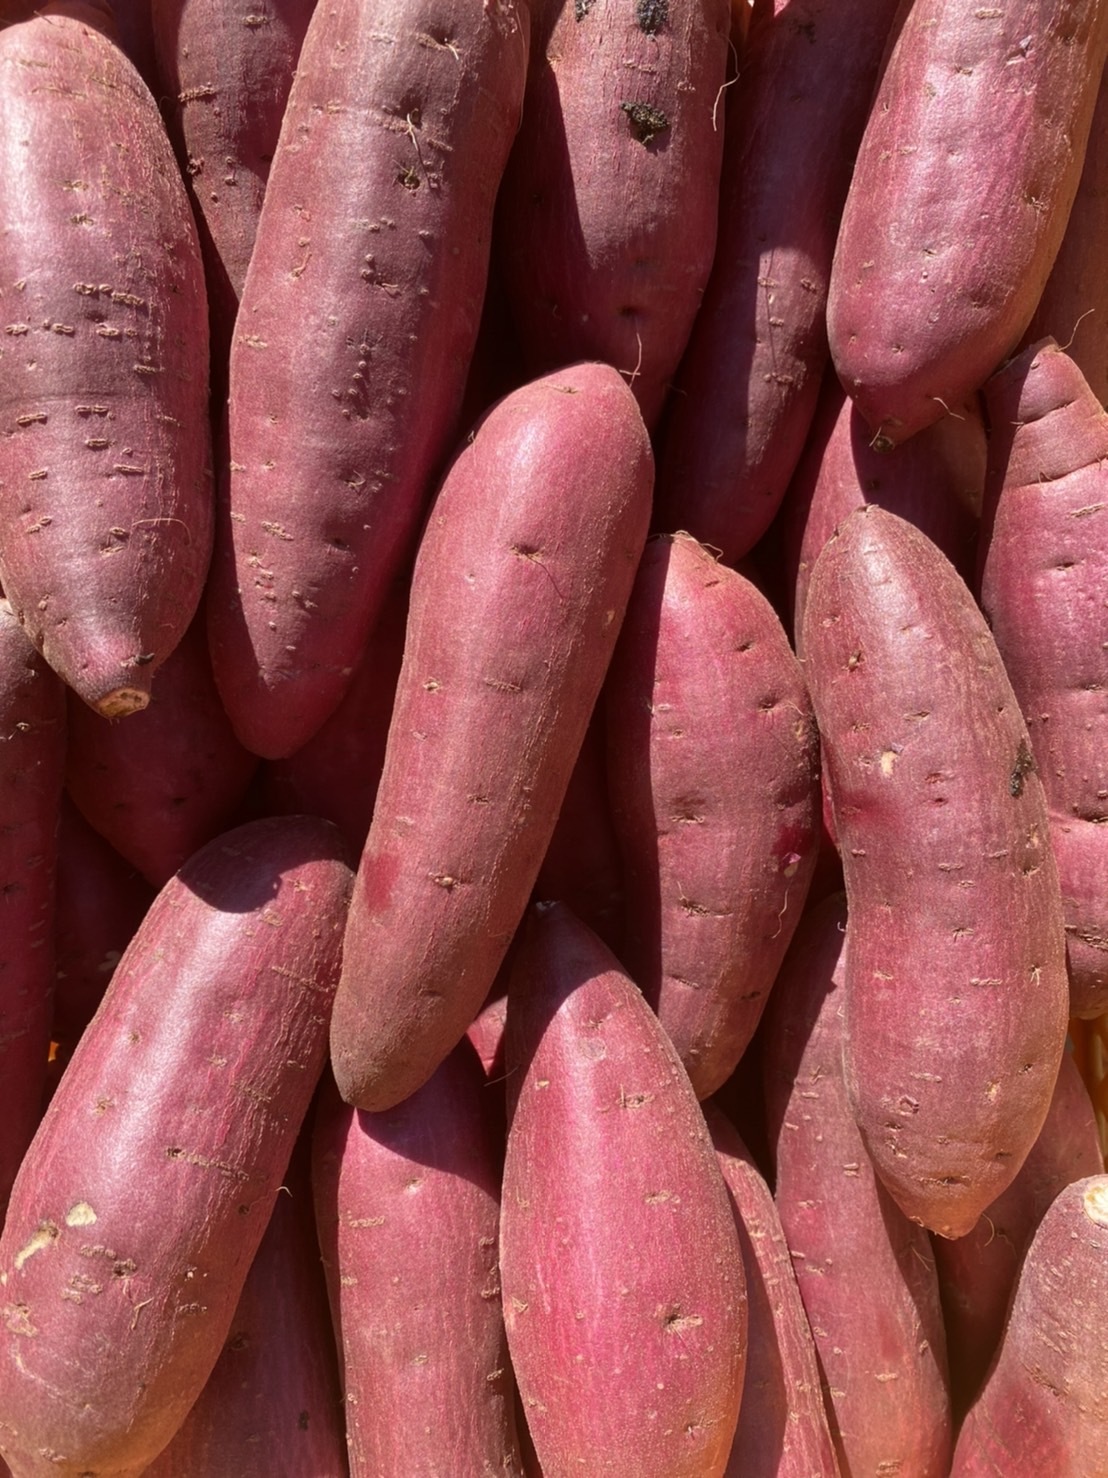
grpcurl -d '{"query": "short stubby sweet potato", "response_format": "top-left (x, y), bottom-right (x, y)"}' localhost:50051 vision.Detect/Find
top-left (800, 505), bottom-right (1070, 1237)
top-left (207, 0), bottom-right (530, 758)
top-left (0, 816), bottom-right (352, 1478)
top-left (978, 339), bottom-right (1108, 1017)
top-left (950, 1175), bottom-right (1108, 1475)
top-left (827, 0), bottom-right (1108, 448)
top-left (604, 532), bottom-right (821, 1098)
top-left (501, 902), bottom-right (748, 1478)
top-left (0, 1), bottom-right (212, 717)
top-left (330, 362), bottom-right (653, 1113)
top-left (495, 0), bottom-right (731, 431)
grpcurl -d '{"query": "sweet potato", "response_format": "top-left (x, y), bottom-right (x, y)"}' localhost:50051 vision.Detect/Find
top-left (654, 0), bottom-right (902, 560)
top-left (706, 1103), bottom-right (839, 1478)
top-left (800, 505), bottom-right (1070, 1237)
top-left (501, 901), bottom-right (747, 1477)
top-left (143, 1133), bottom-right (348, 1477)
top-left (827, 0), bottom-right (1108, 448)
top-left (604, 531), bottom-right (821, 1098)
top-left (761, 892), bottom-right (952, 1477)
top-left (933, 1046), bottom-right (1102, 1417)
top-left (330, 362), bottom-right (653, 1113)
top-left (313, 1044), bottom-right (521, 1476)
top-left (978, 339), bottom-right (1108, 1017)
top-left (950, 1175), bottom-right (1108, 1475)
top-left (150, 0), bottom-right (316, 405)
top-left (206, 0), bottom-right (530, 758)
top-left (0, 0), bottom-right (212, 717)
top-left (0, 815), bottom-right (351, 1477)
top-left (64, 612), bottom-right (258, 888)
top-left (495, 0), bottom-right (731, 430)
top-left (779, 371), bottom-right (985, 647)
top-left (0, 599), bottom-right (66, 1218)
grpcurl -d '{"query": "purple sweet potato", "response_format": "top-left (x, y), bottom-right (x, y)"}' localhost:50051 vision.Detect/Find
top-left (780, 371), bottom-right (985, 646)
top-left (313, 1043), bottom-right (521, 1476)
top-left (0, 599), bottom-right (66, 1218)
top-left (1022, 66), bottom-right (1108, 408)
top-left (950, 1175), bottom-right (1108, 1475)
top-left (706, 1103), bottom-right (839, 1478)
top-left (654, 0), bottom-right (903, 561)
top-left (800, 505), bottom-right (1070, 1237)
top-left (64, 612), bottom-right (258, 888)
top-left (0, 815), bottom-right (351, 1478)
top-left (827, 0), bottom-right (1108, 448)
top-left (761, 892), bottom-right (953, 1478)
top-left (501, 901), bottom-right (748, 1477)
top-left (206, 0), bottom-right (531, 759)
top-left (150, 0), bottom-right (316, 404)
top-left (933, 1046), bottom-right (1102, 1418)
top-left (330, 362), bottom-right (653, 1113)
top-left (0, 0), bottom-right (212, 717)
top-left (495, 0), bottom-right (731, 430)
top-left (604, 532), bottom-right (821, 1098)
top-left (978, 339), bottom-right (1108, 1017)
top-left (144, 1132), bottom-right (348, 1477)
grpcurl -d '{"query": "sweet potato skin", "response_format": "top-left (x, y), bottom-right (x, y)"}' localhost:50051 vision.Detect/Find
top-left (495, 0), bottom-right (731, 430)
top-left (827, 0), bottom-right (1108, 447)
top-left (978, 339), bottom-right (1108, 1017)
top-left (950, 1175), bottom-right (1108, 1475)
top-left (0, 3), bottom-right (212, 717)
top-left (0, 817), bottom-right (351, 1478)
top-left (207, 0), bottom-right (530, 758)
top-left (330, 362), bottom-right (653, 1113)
top-left (501, 902), bottom-right (747, 1478)
top-left (604, 532), bottom-right (821, 1097)
top-left (0, 601), bottom-right (66, 1218)
top-left (655, 0), bottom-right (902, 560)
top-left (800, 505), bottom-right (1070, 1237)
top-left (761, 892), bottom-right (952, 1478)
top-left (313, 1046), bottom-right (521, 1477)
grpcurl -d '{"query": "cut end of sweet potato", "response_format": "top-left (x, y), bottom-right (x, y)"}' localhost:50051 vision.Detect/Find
top-left (94, 685), bottom-right (151, 718)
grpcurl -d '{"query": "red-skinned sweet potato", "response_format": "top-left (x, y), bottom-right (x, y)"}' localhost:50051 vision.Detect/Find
top-left (313, 1044), bottom-right (521, 1476)
top-left (64, 612), bottom-right (258, 888)
top-left (978, 339), bottom-right (1108, 1017)
top-left (950, 1175), bottom-right (1108, 1475)
top-left (800, 505), bottom-right (1070, 1237)
top-left (330, 361), bottom-right (653, 1113)
top-left (604, 531), bottom-right (821, 1098)
top-left (143, 1131), bottom-right (348, 1477)
top-left (706, 1103), bottom-right (840, 1478)
top-left (501, 901), bottom-right (748, 1478)
top-left (206, 0), bottom-right (531, 758)
top-left (933, 1046), bottom-right (1102, 1418)
top-left (495, 0), bottom-right (731, 430)
top-left (0, 599), bottom-right (66, 1218)
top-left (779, 371), bottom-right (985, 647)
top-left (827, 0), bottom-right (1108, 448)
top-left (0, 0), bottom-right (212, 717)
top-left (0, 816), bottom-right (351, 1478)
top-left (654, 0), bottom-right (902, 560)
top-left (761, 892), bottom-right (952, 1478)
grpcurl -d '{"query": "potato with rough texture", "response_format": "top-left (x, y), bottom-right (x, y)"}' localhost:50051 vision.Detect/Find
top-left (801, 505), bottom-right (1069, 1238)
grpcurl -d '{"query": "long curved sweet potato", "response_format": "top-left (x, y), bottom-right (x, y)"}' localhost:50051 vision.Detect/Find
top-left (330, 361), bottom-right (653, 1113)
top-left (0, 816), bottom-right (351, 1478)
top-left (800, 505), bottom-right (1070, 1237)
top-left (827, 0), bottom-right (1108, 448)
top-left (0, 0), bottom-right (212, 717)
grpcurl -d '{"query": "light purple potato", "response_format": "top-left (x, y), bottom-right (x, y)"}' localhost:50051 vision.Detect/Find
top-left (500, 902), bottom-right (748, 1477)
top-left (330, 362), bottom-right (653, 1113)
top-left (800, 505), bottom-right (1070, 1238)
top-left (979, 338), bottom-right (1108, 1017)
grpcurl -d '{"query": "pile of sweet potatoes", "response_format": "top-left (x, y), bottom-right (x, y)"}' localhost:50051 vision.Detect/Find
top-left (0, 0), bottom-right (1106, 1472)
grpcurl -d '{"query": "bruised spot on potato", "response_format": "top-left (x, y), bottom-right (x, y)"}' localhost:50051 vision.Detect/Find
top-left (661, 1309), bottom-right (703, 1335)
top-left (620, 101), bottom-right (669, 147)
top-left (65, 1204), bottom-right (97, 1228)
top-left (14, 1222), bottom-right (60, 1271)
